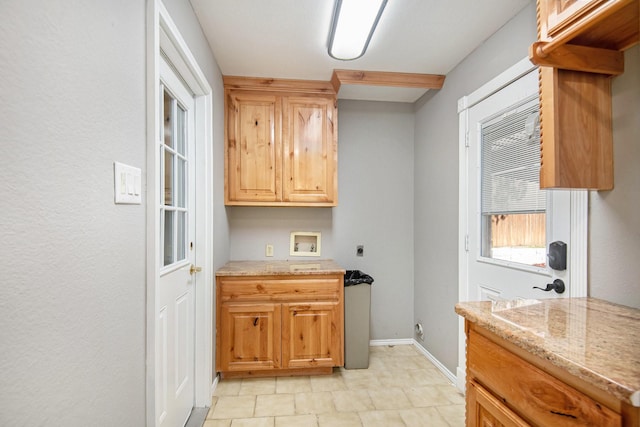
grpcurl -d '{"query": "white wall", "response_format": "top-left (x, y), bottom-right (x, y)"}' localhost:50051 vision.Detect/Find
top-left (228, 100), bottom-right (415, 339)
top-left (412, 2), bottom-right (537, 373)
top-left (0, 0), bottom-right (227, 425)
top-left (589, 45), bottom-right (640, 309)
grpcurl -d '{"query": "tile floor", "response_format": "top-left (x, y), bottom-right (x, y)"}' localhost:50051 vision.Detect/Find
top-left (204, 345), bottom-right (465, 427)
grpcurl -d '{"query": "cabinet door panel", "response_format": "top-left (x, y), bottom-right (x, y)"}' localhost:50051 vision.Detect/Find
top-left (282, 96), bottom-right (337, 204)
top-left (226, 92), bottom-right (281, 202)
top-left (218, 303), bottom-right (281, 372)
top-left (468, 380), bottom-right (530, 427)
top-left (281, 302), bottom-right (342, 368)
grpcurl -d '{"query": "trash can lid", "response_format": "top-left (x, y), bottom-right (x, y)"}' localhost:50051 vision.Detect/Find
top-left (344, 270), bottom-right (374, 286)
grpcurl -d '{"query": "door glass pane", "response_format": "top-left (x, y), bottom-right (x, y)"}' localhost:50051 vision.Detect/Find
top-left (163, 90), bottom-right (173, 148)
top-left (163, 210), bottom-right (174, 266)
top-left (164, 150), bottom-right (174, 206)
top-left (480, 98), bottom-right (546, 267)
top-left (176, 104), bottom-right (186, 155)
top-left (482, 213), bottom-right (546, 266)
top-left (176, 157), bottom-right (186, 208)
top-left (177, 211), bottom-right (186, 262)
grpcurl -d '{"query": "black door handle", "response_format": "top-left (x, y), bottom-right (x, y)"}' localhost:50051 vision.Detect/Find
top-left (533, 279), bottom-right (565, 294)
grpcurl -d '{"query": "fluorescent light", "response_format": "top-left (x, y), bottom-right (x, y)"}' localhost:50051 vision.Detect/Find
top-left (328, 0), bottom-right (388, 61)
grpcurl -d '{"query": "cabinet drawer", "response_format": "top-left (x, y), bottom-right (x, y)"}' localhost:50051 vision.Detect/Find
top-left (468, 329), bottom-right (620, 426)
top-left (219, 278), bottom-right (342, 302)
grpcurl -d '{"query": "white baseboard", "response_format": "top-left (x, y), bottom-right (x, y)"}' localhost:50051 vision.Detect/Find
top-left (456, 367), bottom-right (466, 393)
top-left (210, 374), bottom-right (219, 397)
top-left (369, 339), bottom-right (458, 387)
top-left (369, 338), bottom-right (414, 346)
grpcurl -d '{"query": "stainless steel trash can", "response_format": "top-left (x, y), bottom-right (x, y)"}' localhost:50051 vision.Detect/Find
top-left (344, 270), bottom-right (374, 369)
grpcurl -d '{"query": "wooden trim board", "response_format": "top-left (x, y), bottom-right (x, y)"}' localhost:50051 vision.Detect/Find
top-left (331, 69), bottom-right (445, 92)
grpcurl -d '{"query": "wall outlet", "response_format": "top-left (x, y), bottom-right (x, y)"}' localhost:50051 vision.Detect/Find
top-left (265, 244), bottom-right (274, 257)
top-left (356, 245), bottom-right (364, 257)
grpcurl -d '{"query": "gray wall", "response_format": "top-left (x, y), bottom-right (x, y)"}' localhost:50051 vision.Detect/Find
top-left (589, 45), bottom-right (640, 309)
top-left (412, 2), bottom-right (538, 373)
top-left (0, 0), bottom-right (227, 425)
top-left (228, 100), bottom-right (415, 339)
top-left (334, 100), bottom-right (415, 340)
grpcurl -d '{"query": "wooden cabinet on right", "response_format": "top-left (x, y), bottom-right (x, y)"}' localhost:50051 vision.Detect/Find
top-left (530, 0), bottom-right (639, 189)
top-left (464, 321), bottom-right (639, 427)
top-left (539, 0), bottom-right (639, 50)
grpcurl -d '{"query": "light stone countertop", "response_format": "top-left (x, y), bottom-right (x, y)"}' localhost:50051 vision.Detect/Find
top-left (455, 297), bottom-right (640, 407)
top-left (216, 260), bottom-right (345, 276)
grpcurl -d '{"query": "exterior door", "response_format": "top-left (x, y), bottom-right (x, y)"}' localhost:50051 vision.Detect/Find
top-left (465, 69), bottom-right (571, 302)
top-left (157, 57), bottom-right (196, 427)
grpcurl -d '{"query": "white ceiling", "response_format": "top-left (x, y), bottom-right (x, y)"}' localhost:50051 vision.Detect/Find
top-left (190, 0), bottom-right (532, 102)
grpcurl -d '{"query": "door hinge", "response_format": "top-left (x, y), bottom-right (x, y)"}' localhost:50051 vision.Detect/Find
top-left (465, 234), bottom-right (469, 252)
top-left (465, 130), bottom-right (470, 148)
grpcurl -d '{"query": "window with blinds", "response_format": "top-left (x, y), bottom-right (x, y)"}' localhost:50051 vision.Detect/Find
top-left (480, 97), bottom-right (546, 267)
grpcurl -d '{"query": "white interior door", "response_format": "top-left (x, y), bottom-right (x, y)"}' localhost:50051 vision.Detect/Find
top-left (157, 56), bottom-right (196, 427)
top-left (465, 69), bottom-right (570, 302)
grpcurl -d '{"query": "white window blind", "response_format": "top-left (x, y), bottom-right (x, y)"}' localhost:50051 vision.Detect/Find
top-left (481, 98), bottom-right (545, 215)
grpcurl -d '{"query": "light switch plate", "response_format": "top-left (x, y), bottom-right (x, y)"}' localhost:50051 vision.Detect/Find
top-left (114, 162), bottom-right (142, 204)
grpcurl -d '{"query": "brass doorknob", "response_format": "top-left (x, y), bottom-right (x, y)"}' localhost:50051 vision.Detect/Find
top-left (189, 264), bottom-right (202, 275)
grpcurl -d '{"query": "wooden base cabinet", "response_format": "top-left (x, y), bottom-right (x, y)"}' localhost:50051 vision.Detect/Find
top-left (464, 321), bottom-right (638, 426)
top-left (216, 274), bottom-right (344, 378)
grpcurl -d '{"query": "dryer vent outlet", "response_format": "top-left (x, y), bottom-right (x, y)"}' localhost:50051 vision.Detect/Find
top-left (415, 323), bottom-right (424, 340)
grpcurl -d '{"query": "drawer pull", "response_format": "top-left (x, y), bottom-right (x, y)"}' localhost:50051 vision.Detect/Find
top-left (253, 317), bottom-right (259, 326)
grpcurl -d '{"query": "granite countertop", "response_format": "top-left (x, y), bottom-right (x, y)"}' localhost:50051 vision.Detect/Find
top-left (455, 297), bottom-right (640, 407)
top-left (216, 260), bottom-right (345, 276)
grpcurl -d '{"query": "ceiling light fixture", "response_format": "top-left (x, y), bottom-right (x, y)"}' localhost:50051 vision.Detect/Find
top-left (327, 0), bottom-right (388, 61)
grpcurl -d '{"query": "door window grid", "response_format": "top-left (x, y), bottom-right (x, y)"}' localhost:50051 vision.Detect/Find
top-left (480, 97), bottom-right (546, 267)
top-left (161, 86), bottom-right (188, 267)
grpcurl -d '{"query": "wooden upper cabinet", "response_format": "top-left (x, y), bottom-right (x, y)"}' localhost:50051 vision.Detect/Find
top-left (538, 67), bottom-right (614, 189)
top-left (531, 0), bottom-right (638, 190)
top-left (539, 0), bottom-right (639, 51)
top-left (224, 77), bottom-right (338, 206)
